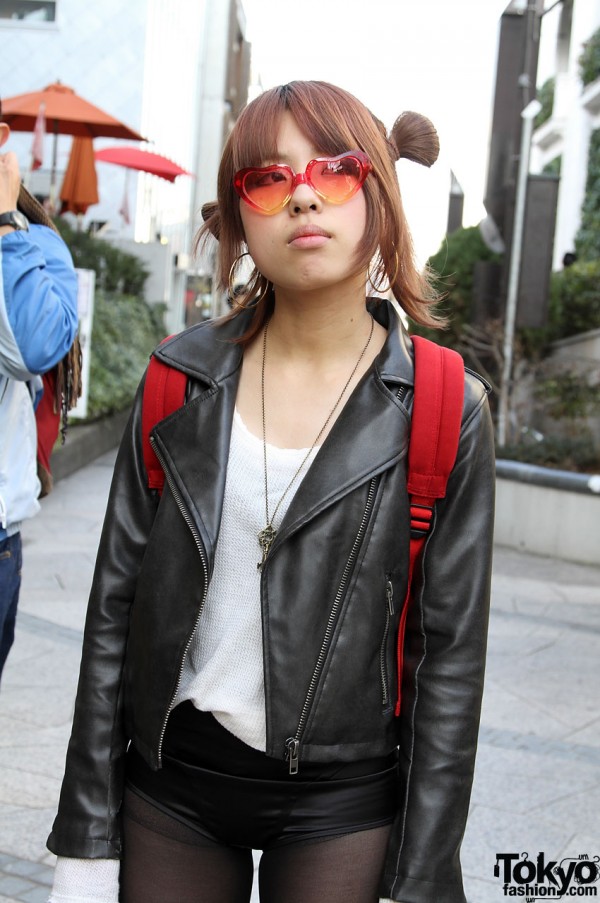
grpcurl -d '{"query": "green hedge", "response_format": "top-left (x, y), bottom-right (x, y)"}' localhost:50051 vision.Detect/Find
top-left (86, 290), bottom-right (167, 419)
top-left (542, 155), bottom-right (562, 177)
top-left (548, 259), bottom-right (600, 340)
top-left (579, 27), bottom-right (600, 87)
top-left (575, 128), bottom-right (600, 261)
top-left (55, 219), bottom-right (167, 418)
top-left (535, 77), bottom-right (555, 129)
top-left (418, 225), bottom-right (599, 348)
top-left (56, 219), bottom-right (149, 295)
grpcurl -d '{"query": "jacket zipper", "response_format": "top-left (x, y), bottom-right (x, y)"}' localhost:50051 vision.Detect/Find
top-left (380, 577), bottom-right (394, 706)
top-left (286, 384), bottom-right (408, 773)
top-left (150, 436), bottom-right (210, 767)
top-left (284, 477), bottom-right (378, 775)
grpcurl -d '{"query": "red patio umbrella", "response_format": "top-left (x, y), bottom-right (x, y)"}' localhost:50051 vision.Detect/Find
top-left (94, 146), bottom-right (193, 182)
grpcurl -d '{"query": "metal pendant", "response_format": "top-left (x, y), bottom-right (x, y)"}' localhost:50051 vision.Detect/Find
top-left (257, 523), bottom-right (277, 568)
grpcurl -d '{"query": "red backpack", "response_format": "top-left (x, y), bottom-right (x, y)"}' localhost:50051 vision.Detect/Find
top-left (141, 334), bottom-right (464, 717)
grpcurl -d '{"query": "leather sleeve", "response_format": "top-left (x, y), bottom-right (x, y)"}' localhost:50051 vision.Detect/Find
top-left (381, 375), bottom-right (496, 903)
top-left (47, 377), bottom-right (156, 858)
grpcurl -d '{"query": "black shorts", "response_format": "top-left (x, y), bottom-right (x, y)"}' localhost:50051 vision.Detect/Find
top-left (125, 701), bottom-right (399, 851)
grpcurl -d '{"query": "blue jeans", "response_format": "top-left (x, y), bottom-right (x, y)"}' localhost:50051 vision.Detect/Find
top-left (0, 533), bottom-right (22, 682)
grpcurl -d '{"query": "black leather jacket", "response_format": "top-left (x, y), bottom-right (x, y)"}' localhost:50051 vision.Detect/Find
top-left (48, 301), bottom-right (495, 903)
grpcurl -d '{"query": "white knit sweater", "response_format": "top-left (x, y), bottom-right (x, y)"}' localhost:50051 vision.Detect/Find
top-left (172, 408), bottom-right (319, 750)
top-left (49, 410), bottom-right (320, 902)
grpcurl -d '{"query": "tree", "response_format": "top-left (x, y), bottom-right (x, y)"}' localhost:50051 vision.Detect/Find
top-left (410, 225), bottom-right (502, 349)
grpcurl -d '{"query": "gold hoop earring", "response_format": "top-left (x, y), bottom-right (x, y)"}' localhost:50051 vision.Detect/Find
top-left (228, 252), bottom-right (271, 309)
top-left (367, 261), bottom-right (389, 294)
top-left (228, 252), bottom-right (251, 301)
top-left (367, 252), bottom-right (399, 295)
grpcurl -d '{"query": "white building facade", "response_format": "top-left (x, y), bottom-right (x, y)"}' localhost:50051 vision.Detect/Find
top-left (1, 0), bottom-right (249, 329)
top-left (532, 0), bottom-right (600, 269)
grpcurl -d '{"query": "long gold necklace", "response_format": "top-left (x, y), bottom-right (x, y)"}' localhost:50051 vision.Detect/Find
top-left (257, 315), bottom-right (375, 568)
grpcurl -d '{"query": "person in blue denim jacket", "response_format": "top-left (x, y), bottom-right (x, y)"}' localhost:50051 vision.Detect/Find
top-left (0, 113), bottom-right (78, 682)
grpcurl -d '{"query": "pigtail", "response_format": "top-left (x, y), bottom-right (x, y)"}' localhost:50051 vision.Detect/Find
top-left (370, 110), bottom-right (445, 328)
top-left (199, 201), bottom-right (221, 241)
top-left (388, 111), bottom-right (440, 168)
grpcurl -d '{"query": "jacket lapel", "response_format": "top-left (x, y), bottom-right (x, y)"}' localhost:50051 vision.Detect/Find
top-left (273, 366), bottom-right (410, 545)
top-left (151, 315), bottom-right (249, 568)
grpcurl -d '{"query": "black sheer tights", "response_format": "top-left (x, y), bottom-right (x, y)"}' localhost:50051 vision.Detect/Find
top-left (120, 789), bottom-right (391, 903)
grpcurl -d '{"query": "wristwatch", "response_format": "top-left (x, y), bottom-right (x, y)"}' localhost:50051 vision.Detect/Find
top-left (0, 210), bottom-right (29, 231)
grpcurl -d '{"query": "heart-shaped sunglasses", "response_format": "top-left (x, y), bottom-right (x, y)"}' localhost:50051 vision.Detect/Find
top-left (233, 150), bottom-right (372, 215)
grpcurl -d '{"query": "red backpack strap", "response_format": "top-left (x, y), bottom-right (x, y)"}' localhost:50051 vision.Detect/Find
top-left (394, 335), bottom-right (465, 716)
top-left (142, 338), bottom-right (187, 494)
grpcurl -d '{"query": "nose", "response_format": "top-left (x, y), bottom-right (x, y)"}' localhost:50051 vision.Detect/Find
top-left (288, 172), bottom-right (322, 215)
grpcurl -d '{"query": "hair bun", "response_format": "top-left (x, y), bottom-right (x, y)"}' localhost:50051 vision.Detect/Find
top-left (201, 201), bottom-right (220, 240)
top-left (389, 112), bottom-right (440, 167)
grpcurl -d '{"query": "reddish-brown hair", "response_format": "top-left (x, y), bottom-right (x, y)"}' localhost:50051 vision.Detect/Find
top-left (196, 81), bottom-right (443, 341)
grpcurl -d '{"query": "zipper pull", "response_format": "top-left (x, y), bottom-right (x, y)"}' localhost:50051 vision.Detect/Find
top-left (285, 738), bottom-right (300, 775)
top-left (386, 579), bottom-right (394, 614)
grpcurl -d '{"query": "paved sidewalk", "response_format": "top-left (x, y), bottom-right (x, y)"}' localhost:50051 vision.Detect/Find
top-left (0, 451), bottom-right (599, 902)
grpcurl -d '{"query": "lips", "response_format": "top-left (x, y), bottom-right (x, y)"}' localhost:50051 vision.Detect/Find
top-left (287, 224), bottom-right (331, 247)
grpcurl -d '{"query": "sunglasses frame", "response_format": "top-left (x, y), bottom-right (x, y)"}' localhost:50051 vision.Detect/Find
top-left (233, 150), bottom-right (372, 215)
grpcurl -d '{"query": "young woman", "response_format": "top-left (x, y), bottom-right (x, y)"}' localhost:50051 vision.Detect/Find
top-left (47, 81), bottom-right (495, 903)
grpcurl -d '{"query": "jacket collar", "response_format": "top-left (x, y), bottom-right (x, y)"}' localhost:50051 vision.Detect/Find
top-left (154, 298), bottom-right (415, 390)
top-left (152, 300), bottom-right (414, 568)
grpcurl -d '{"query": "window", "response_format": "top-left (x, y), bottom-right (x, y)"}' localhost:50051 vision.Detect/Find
top-left (0, 1), bottom-right (56, 22)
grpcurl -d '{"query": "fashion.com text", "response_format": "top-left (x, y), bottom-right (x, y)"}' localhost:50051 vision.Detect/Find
top-left (502, 885), bottom-right (597, 897)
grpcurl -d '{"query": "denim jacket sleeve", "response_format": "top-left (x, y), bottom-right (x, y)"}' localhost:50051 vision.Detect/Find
top-left (0, 225), bottom-right (78, 380)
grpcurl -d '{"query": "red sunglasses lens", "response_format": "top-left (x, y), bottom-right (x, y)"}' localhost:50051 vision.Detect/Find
top-left (308, 155), bottom-right (365, 203)
top-left (241, 167), bottom-right (292, 213)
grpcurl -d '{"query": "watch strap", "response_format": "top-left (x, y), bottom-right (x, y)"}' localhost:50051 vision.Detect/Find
top-left (0, 210), bottom-right (29, 231)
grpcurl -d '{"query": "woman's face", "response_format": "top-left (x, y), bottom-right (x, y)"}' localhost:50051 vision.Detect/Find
top-left (238, 112), bottom-right (368, 296)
